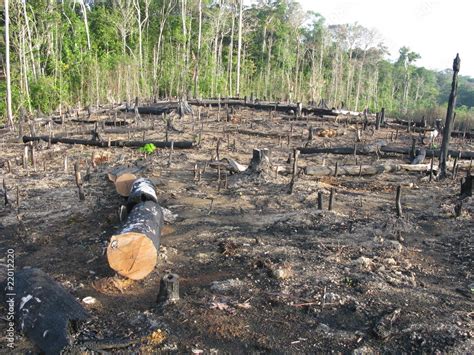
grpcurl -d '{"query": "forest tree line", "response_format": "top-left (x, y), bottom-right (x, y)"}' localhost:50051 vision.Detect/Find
top-left (1, 0), bottom-right (474, 126)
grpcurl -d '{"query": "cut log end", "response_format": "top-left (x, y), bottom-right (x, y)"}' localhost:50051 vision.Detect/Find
top-left (107, 232), bottom-right (158, 280)
top-left (114, 173), bottom-right (137, 197)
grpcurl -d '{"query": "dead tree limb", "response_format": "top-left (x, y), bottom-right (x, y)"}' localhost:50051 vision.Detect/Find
top-left (439, 54), bottom-right (461, 178)
top-left (23, 136), bottom-right (194, 149)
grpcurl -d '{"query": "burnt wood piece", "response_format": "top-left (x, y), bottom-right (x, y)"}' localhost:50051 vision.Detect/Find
top-left (249, 148), bottom-right (272, 173)
top-left (188, 99), bottom-right (338, 116)
top-left (439, 54), bottom-right (461, 178)
top-left (396, 186), bottom-right (403, 218)
top-left (157, 273), bottom-right (180, 306)
top-left (127, 178), bottom-right (158, 211)
top-left (306, 164), bottom-right (398, 177)
top-left (461, 173), bottom-right (473, 197)
top-left (411, 148), bottom-right (426, 164)
top-left (52, 118), bottom-right (130, 126)
top-left (225, 128), bottom-right (289, 138)
top-left (298, 145), bottom-right (474, 160)
top-left (138, 99), bottom-right (338, 116)
top-left (0, 268), bottom-right (89, 354)
top-left (107, 201), bottom-right (164, 280)
top-left (23, 136), bottom-right (194, 149)
top-left (388, 122), bottom-right (472, 138)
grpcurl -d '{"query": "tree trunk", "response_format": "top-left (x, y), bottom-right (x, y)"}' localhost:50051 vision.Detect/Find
top-left (439, 54), bottom-right (461, 178)
top-left (4, 0), bottom-right (14, 128)
top-left (0, 268), bottom-right (89, 354)
top-left (193, 0), bottom-right (202, 98)
top-left (107, 201), bottom-right (164, 280)
top-left (236, 0), bottom-right (243, 96)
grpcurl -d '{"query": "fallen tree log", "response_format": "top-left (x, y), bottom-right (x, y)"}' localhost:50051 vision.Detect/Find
top-left (107, 201), bottom-right (164, 280)
top-left (108, 166), bottom-right (144, 197)
top-left (298, 144), bottom-right (474, 159)
top-left (225, 128), bottom-right (289, 138)
top-left (190, 99), bottom-right (338, 116)
top-left (23, 135), bottom-right (194, 149)
top-left (305, 164), bottom-right (399, 176)
top-left (0, 268), bottom-right (89, 354)
top-left (386, 122), bottom-right (472, 138)
top-left (305, 161), bottom-right (471, 177)
top-left (52, 118), bottom-right (130, 126)
top-left (127, 178), bottom-right (158, 211)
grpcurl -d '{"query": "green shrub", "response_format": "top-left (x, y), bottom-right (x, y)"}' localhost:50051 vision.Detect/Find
top-left (138, 143), bottom-right (157, 154)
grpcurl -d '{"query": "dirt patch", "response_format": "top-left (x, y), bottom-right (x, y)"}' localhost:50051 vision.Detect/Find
top-left (0, 107), bottom-right (473, 352)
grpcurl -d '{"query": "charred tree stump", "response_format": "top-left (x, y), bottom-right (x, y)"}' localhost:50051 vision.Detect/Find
top-left (410, 138), bottom-right (417, 160)
top-left (0, 268), bottom-right (89, 354)
top-left (411, 148), bottom-right (426, 164)
top-left (429, 154), bottom-right (435, 182)
top-left (157, 273), bottom-right (180, 306)
top-left (461, 172), bottom-right (472, 197)
top-left (107, 201), bottom-right (164, 280)
top-left (3, 178), bottom-right (8, 206)
top-left (288, 149), bottom-right (300, 194)
top-left (317, 191), bottom-right (323, 210)
top-left (375, 113), bottom-right (381, 130)
top-left (396, 185), bottom-right (403, 218)
top-left (74, 162), bottom-right (85, 201)
top-left (249, 148), bottom-right (272, 173)
top-left (380, 107), bottom-right (386, 125)
top-left (328, 188), bottom-right (335, 211)
top-left (439, 54), bottom-right (461, 178)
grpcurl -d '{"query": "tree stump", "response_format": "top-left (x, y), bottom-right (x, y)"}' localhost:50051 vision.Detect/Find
top-left (157, 273), bottom-right (180, 306)
top-left (461, 173), bottom-right (472, 197)
top-left (249, 148), bottom-right (272, 173)
top-left (396, 185), bottom-right (403, 218)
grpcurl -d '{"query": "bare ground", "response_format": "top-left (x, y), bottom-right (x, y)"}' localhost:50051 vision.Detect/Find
top-left (0, 107), bottom-right (473, 353)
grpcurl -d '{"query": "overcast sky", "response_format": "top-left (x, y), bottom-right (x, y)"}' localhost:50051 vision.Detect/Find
top-left (290, 0), bottom-right (473, 77)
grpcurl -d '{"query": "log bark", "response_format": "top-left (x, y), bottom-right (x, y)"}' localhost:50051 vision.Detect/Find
top-left (107, 201), bottom-right (164, 280)
top-left (127, 178), bottom-right (158, 211)
top-left (0, 268), bottom-right (89, 354)
top-left (23, 136), bottom-right (194, 149)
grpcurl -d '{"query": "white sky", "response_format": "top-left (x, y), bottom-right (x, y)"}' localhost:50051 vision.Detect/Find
top-left (298, 0), bottom-right (474, 76)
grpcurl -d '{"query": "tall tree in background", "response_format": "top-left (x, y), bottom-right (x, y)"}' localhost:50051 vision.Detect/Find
top-left (1, 0), bottom-right (473, 124)
top-left (236, 0), bottom-right (243, 96)
top-left (4, 0), bottom-right (14, 128)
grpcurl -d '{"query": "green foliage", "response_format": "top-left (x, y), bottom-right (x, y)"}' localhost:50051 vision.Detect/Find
top-left (138, 143), bottom-right (157, 154)
top-left (29, 77), bottom-right (62, 114)
top-left (1, 0), bottom-right (473, 125)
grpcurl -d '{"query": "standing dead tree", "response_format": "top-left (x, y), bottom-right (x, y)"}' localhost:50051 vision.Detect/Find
top-left (439, 54), bottom-right (461, 179)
